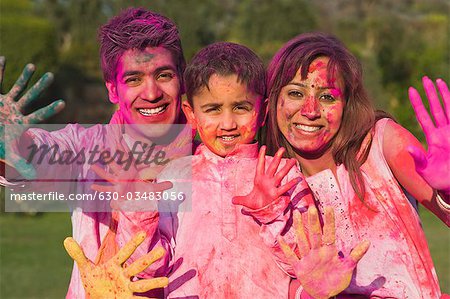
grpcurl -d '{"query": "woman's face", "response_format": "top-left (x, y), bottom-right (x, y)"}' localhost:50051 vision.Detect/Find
top-left (276, 57), bottom-right (345, 157)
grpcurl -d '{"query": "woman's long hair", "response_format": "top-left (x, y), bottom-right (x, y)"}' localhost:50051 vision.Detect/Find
top-left (264, 32), bottom-right (376, 201)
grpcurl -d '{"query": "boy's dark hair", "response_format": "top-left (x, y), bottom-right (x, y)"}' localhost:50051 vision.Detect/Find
top-left (99, 7), bottom-right (185, 84)
top-left (184, 42), bottom-right (266, 106)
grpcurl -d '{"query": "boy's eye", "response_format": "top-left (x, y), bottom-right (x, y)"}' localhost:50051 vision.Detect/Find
top-left (319, 94), bottom-right (335, 102)
top-left (234, 105), bottom-right (251, 112)
top-left (204, 107), bottom-right (220, 113)
top-left (288, 90), bottom-right (303, 98)
top-left (157, 71), bottom-right (175, 81)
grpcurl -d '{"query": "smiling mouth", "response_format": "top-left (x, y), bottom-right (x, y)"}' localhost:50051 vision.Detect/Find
top-left (294, 124), bottom-right (322, 132)
top-left (218, 135), bottom-right (239, 142)
top-left (138, 104), bottom-right (169, 116)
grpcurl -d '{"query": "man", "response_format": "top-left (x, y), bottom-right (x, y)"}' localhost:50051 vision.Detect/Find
top-left (0, 7), bottom-right (187, 298)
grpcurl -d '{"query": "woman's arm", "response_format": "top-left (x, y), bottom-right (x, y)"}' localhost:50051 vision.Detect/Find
top-left (383, 77), bottom-right (449, 225)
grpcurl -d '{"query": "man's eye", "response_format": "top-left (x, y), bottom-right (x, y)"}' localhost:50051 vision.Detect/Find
top-left (319, 94), bottom-right (335, 102)
top-left (157, 72), bottom-right (175, 81)
top-left (288, 90), bottom-right (303, 98)
top-left (125, 77), bottom-right (141, 85)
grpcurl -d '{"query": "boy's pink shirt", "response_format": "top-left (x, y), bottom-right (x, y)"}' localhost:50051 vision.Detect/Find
top-left (155, 142), bottom-right (312, 298)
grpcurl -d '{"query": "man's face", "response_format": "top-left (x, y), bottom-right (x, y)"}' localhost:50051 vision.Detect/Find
top-left (106, 47), bottom-right (182, 128)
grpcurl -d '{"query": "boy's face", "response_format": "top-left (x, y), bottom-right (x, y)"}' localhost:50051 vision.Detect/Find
top-left (183, 74), bottom-right (265, 157)
top-left (106, 47), bottom-right (182, 129)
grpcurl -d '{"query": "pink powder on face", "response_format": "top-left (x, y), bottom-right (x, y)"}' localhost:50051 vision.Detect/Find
top-left (308, 60), bottom-right (326, 74)
top-left (330, 88), bottom-right (343, 98)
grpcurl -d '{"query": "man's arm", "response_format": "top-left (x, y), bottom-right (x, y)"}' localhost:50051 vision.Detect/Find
top-left (0, 57), bottom-right (65, 180)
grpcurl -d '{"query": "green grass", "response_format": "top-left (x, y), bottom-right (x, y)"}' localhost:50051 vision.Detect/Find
top-left (0, 212), bottom-right (72, 299)
top-left (0, 209), bottom-right (448, 298)
top-left (420, 207), bottom-right (450, 293)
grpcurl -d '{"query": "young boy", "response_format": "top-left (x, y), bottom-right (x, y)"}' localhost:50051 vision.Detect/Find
top-left (155, 42), bottom-right (311, 298)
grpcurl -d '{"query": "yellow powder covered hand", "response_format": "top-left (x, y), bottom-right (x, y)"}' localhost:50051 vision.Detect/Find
top-left (63, 231), bottom-right (168, 299)
top-left (279, 206), bottom-right (370, 299)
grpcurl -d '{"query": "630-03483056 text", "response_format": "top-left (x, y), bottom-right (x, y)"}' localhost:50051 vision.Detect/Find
top-left (9, 191), bottom-right (185, 201)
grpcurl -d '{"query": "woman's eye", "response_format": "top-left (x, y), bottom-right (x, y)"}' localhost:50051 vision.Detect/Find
top-left (288, 90), bottom-right (303, 98)
top-left (319, 94), bottom-right (335, 102)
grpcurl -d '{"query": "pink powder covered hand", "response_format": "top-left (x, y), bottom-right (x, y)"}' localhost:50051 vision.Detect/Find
top-left (279, 206), bottom-right (370, 299)
top-left (232, 145), bottom-right (299, 210)
top-left (90, 155), bottom-right (173, 212)
top-left (63, 231), bottom-right (168, 299)
top-left (408, 77), bottom-right (450, 194)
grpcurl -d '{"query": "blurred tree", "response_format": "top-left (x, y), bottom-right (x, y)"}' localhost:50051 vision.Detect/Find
top-left (0, 0), bottom-right (58, 96)
top-left (313, 0), bottom-right (449, 139)
top-left (227, 0), bottom-right (317, 62)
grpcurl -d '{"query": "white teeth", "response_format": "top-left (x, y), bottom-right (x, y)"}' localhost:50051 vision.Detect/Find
top-left (221, 136), bottom-right (236, 141)
top-left (138, 105), bottom-right (166, 116)
top-left (295, 124), bottom-right (321, 132)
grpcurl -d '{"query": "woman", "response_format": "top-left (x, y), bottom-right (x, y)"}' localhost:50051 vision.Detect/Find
top-left (265, 32), bottom-right (449, 298)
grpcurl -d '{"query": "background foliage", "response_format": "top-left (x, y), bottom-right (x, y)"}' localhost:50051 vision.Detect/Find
top-left (0, 0), bottom-right (449, 297)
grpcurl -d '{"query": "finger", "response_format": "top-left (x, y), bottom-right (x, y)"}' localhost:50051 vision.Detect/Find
top-left (308, 206), bottom-right (322, 249)
top-left (293, 210), bottom-right (310, 258)
top-left (277, 236), bottom-right (299, 266)
top-left (407, 145), bottom-right (427, 171)
top-left (63, 237), bottom-right (89, 269)
top-left (349, 240), bottom-right (371, 264)
top-left (91, 164), bottom-right (115, 182)
top-left (9, 64), bottom-right (35, 100)
top-left (322, 206), bottom-right (336, 246)
top-left (129, 277), bottom-right (169, 293)
top-left (436, 78), bottom-right (450, 121)
top-left (23, 100), bottom-right (65, 124)
top-left (11, 155), bottom-right (37, 180)
top-left (114, 231), bottom-right (147, 265)
top-left (150, 180), bottom-right (173, 193)
top-left (125, 247), bottom-right (166, 277)
top-left (17, 72), bottom-right (54, 110)
top-left (274, 158), bottom-right (297, 186)
top-left (91, 184), bottom-right (115, 193)
top-left (0, 56), bottom-right (5, 88)
top-left (108, 154), bottom-right (124, 174)
top-left (267, 147), bottom-right (285, 177)
top-left (231, 195), bottom-right (249, 207)
top-left (277, 177), bottom-right (301, 197)
top-left (256, 145), bottom-right (266, 178)
top-left (409, 86), bottom-right (434, 137)
top-left (423, 76), bottom-right (447, 126)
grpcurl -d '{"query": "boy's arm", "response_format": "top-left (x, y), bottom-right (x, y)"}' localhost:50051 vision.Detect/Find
top-left (232, 146), bottom-right (306, 276)
top-left (384, 77), bottom-right (450, 225)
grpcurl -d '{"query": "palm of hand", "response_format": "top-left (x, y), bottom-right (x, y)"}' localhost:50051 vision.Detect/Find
top-left (80, 261), bottom-right (134, 299)
top-left (419, 124), bottom-right (450, 191)
top-left (0, 58), bottom-right (64, 178)
top-left (293, 245), bottom-right (356, 299)
top-left (408, 77), bottom-right (450, 192)
top-left (64, 231), bottom-right (168, 299)
top-left (279, 207), bottom-right (370, 299)
top-left (232, 146), bottom-right (298, 210)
